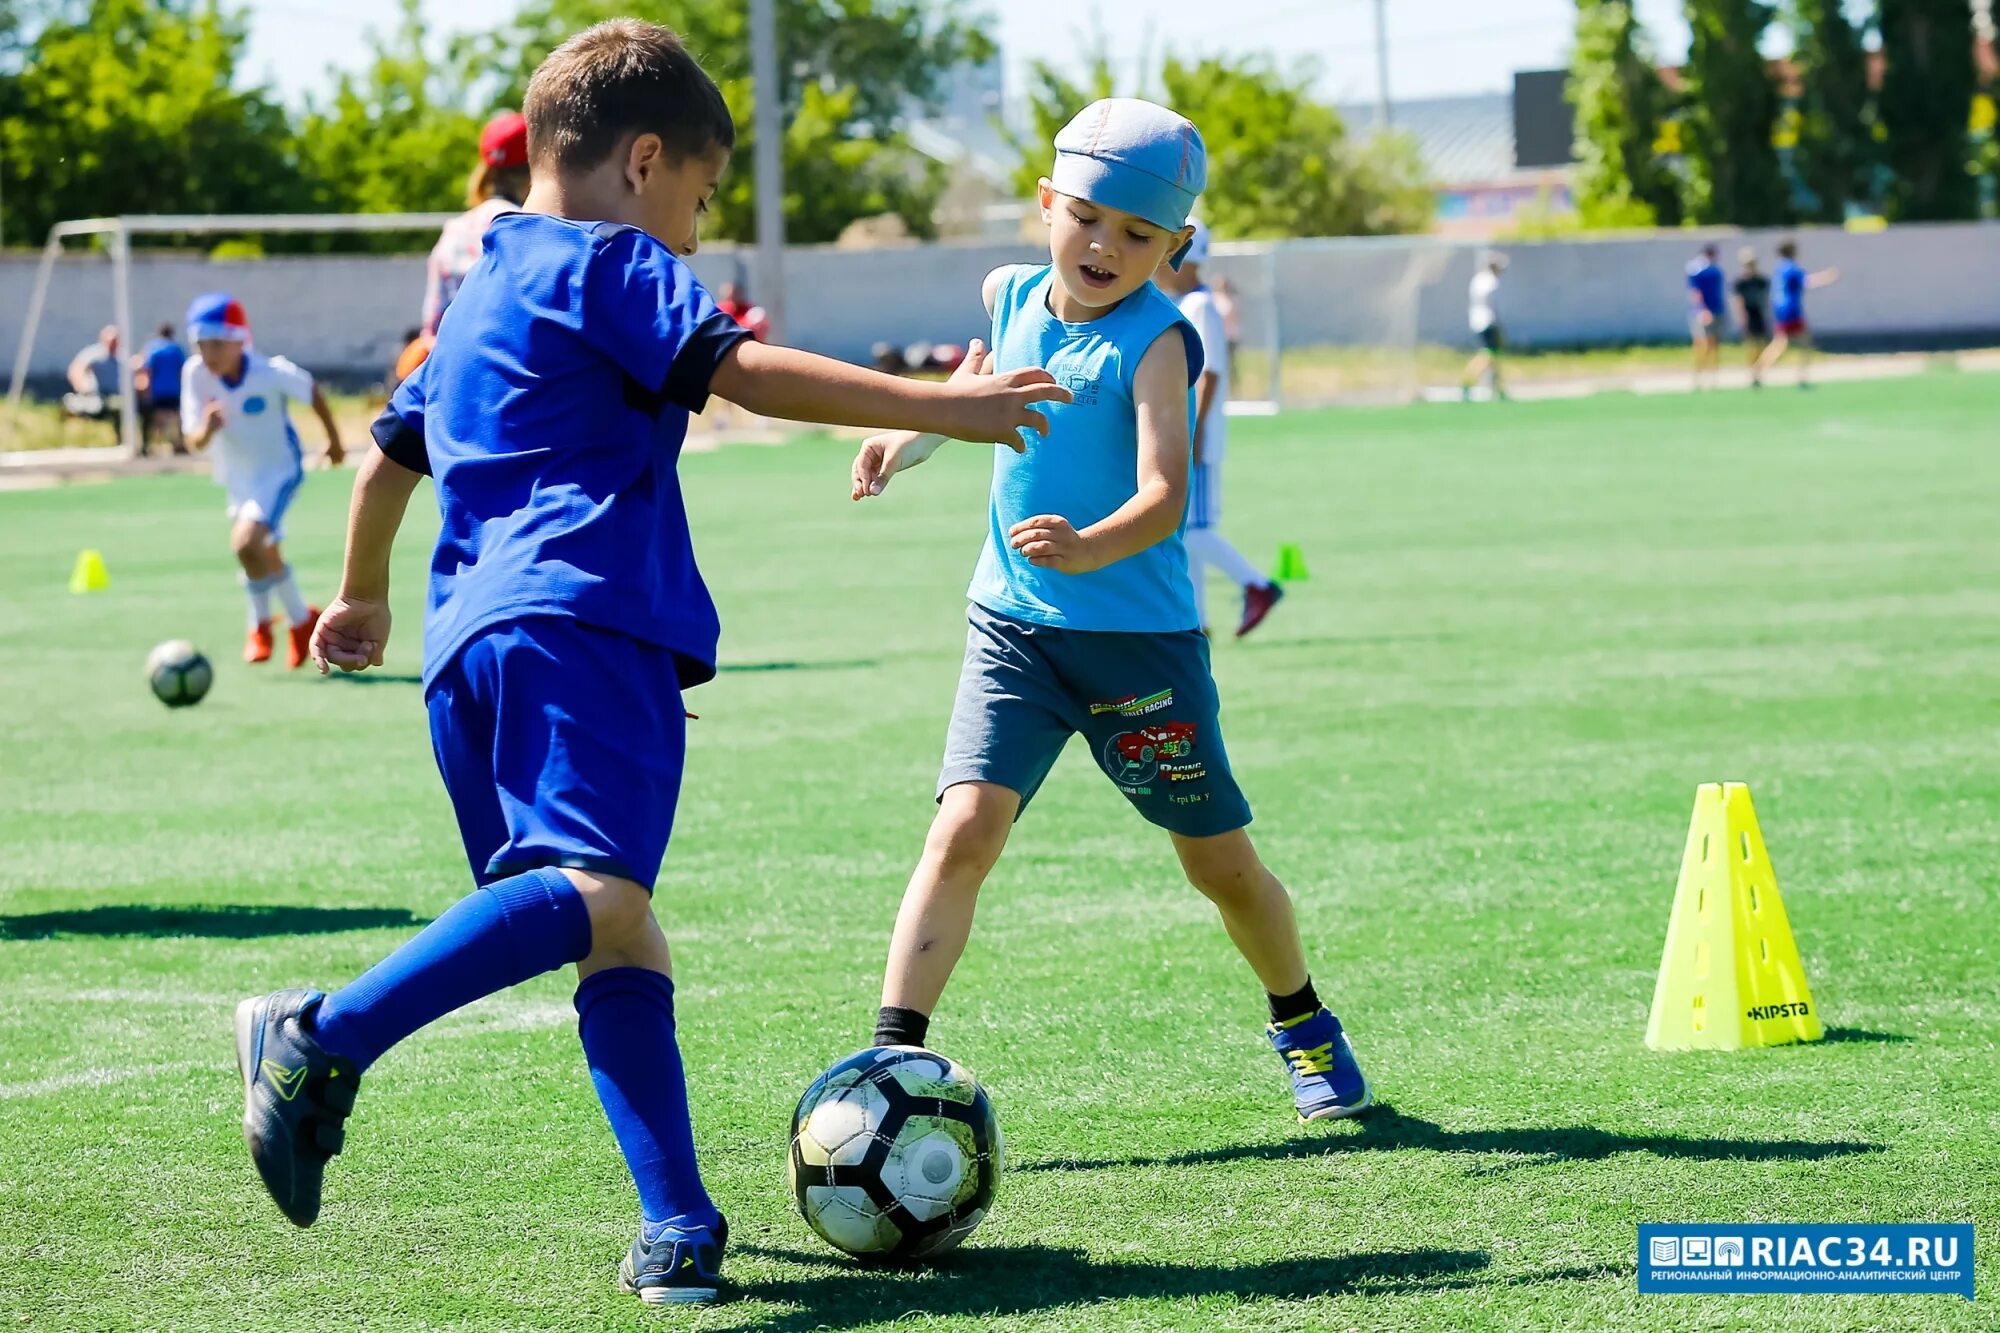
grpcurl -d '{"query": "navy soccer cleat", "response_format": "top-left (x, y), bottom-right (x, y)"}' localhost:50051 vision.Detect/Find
top-left (1267, 1007), bottom-right (1372, 1122)
top-left (618, 1214), bottom-right (729, 1305)
top-left (233, 989), bottom-right (360, 1227)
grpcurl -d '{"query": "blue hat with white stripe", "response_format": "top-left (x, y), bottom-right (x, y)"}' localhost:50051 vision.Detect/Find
top-left (1051, 98), bottom-right (1207, 266)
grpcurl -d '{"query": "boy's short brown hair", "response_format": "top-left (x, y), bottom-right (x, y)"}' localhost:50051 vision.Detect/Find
top-left (524, 19), bottom-right (734, 172)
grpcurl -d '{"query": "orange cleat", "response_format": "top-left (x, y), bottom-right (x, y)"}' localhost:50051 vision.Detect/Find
top-left (286, 606), bottom-right (321, 670)
top-left (244, 620), bottom-right (275, 664)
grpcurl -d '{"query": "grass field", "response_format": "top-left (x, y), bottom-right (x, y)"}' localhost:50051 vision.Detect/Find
top-left (3, 374), bottom-right (1996, 1330)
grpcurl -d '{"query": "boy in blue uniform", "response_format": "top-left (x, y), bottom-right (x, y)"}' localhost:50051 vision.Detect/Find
top-left (229, 19), bottom-right (1067, 1306)
top-left (1686, 243), bottom-right (1725, 387)
top-left (850, 99), bottom-right (1371, 1126)
top-left (1754, 239), bottom-right (1840, 387)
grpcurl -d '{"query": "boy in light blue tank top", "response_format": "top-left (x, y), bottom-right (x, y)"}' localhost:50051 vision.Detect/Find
top-left (849, 98), bottom-right (1372, 1124)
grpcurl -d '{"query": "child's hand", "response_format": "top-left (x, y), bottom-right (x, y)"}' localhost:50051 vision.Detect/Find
top-left (852, 434), bottom-right (897, 499)
top-left (311, 593), bottom-right (391, 674)
top-left (322, 438), bottom-right (346, 469)
top-left (1008, 513), bottom-right (1103, 573)
top-left (947, 342), bottom-right (1069, 449)
top-left (853, 338), bottom-right (996, 499)
top-left (200, 402), bottom-right (226, 436)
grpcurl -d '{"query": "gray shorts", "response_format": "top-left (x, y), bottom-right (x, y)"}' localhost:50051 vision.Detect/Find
top-left (938, 604), bottom-right (1253, 838)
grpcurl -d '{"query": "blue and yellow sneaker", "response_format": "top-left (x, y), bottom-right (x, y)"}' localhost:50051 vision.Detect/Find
top-left (617, 1213), bottom-right (728, 1305)
top-left (232, 989), bottom-right (360, 1227)
top-left (1268, 1007), bottom-right (1372, 1122)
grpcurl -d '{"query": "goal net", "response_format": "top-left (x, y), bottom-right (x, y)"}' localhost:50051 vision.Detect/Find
top-left (1207, 236), bottom-right (1459, 414)
top-left (3, 213), bottom-right (457, 463)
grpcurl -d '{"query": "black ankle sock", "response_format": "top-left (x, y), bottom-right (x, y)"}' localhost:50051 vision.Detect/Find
top-left (1268, 979), bottom-right (1321, 1025)
top-left (874, 1005), bottom-right (931, 1049)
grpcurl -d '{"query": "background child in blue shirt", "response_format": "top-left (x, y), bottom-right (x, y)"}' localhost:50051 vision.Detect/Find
top-left (851, 98), bottom-right (1372, 1128)
top-left (230, 18), bottom-right (1067, 1307)
top-left (1686, 243), bottom-right (1725, 386)
top-left (1754, 238), bottom-right (1841, 388)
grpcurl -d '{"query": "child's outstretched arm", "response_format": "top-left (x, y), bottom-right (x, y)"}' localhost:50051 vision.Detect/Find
top-left (710, 338), bottom-right (1064, 447)
top-left (1010, 328), bottom-right (1190, 574)
top-left (311, 447), bottom-right (422, 674)
top-left (852, 339), bottom-right (995, 500)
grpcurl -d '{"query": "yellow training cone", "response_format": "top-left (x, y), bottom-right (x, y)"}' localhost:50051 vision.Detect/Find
top-left (1646, 783), bottom-right (1821, 1051)
top-left (68, 549), bottom-right (110, 593)
top-left (1274, 542), bottom-right (1310, 582)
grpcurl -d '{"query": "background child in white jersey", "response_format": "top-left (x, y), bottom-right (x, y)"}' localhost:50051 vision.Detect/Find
top-left (1461, 252), bottom-right (1507, 401)
top-left (180, 292), bottom-right (344, 668)
top-left (1154, 219), bottom-right (1283, 637)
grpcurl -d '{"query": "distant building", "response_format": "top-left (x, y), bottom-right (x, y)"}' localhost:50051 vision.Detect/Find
top-left (1341, 71), bottom-right (1575, 239)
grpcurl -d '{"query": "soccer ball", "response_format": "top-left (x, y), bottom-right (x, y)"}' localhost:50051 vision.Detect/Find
top-left (147, 640), bottom-right (213, 708)
top-left (789, 1045), bottom-right (1002, 1261)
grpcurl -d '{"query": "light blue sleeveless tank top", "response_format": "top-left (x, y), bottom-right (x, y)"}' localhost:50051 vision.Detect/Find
top-left (966, 264), bottom-right (1203, 632)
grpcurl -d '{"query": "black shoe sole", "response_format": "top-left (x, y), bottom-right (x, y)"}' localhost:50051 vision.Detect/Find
top-left (234, 995), bottom-right (320, 1228)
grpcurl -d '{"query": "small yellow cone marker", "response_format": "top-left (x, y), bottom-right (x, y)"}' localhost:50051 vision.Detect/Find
top-left (1646, 783), bottom-right (1822, 1051)
top-left (69, 549), bottom-right (110, 593)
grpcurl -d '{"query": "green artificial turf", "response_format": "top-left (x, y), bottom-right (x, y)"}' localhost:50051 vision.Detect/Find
top-left (2, 374), bottom-right (1995, 1330)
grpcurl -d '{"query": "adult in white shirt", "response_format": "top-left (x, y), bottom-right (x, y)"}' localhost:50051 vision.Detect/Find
top-left (1462, 252), bottom-right (1508, 401)
top-left (1155, 221), bottom-right (1284, 637)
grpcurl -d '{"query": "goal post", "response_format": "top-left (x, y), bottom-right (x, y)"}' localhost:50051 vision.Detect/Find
top-left (1207, 235), bottom-right (1458, 414)
top-left (6, 212), bottom-right (457, 461)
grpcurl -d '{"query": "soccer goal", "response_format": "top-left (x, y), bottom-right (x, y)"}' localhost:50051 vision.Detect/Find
top-left (1207, 236), bottom-right (1459, 412)
top-left (4, 213), bottom-right (457, 463)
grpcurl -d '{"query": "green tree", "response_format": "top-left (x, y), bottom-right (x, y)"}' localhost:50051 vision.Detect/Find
top-left (294, 0), bottom-right (482, 225)
top-left (1569, 1), bottom-right (1682, 226)
top-left (1786, 0), bottom-right (1874, 221)
top-left (1001, 49), bottom-right (1117, 198)
top-left (1681, 0), bottom-right (1787, 224)
top-left (1007, 53), bottom-right (1432, 238)
top-left (1878, 0), bottom-right (1979, 220)
top-left (461, 0), bottom-right (993, 244)
top-left (0, 0), bottom-right (304, 247)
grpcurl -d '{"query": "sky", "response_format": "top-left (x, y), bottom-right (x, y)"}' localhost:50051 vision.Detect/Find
top-left (240, 0), bottom-right (1700, 110)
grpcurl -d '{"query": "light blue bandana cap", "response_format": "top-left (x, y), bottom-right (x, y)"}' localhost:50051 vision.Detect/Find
top-left (1051, 98), bottom-right (1207, 268)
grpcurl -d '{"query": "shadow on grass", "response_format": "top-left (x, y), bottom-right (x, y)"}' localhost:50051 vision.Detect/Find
top-left (1819, 1027), bottom-right (1912, 1045)
top-left (728, 1243), bottom-right (1492, 1330)
top-left (1015, 1104), bottom-right (1882, 1176)
top-left (318, 672), bottom-right (425, 685)
top-left (0, 904), bottom-right (428, 940)
top-left (718, 658), bottom-right (880, 674)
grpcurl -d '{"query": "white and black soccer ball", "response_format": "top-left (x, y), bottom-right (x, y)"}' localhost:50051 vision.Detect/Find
top-left (146, 639), bottom-right (212, 708)
top-left (789, 1045), bottom-right (1002, 1261)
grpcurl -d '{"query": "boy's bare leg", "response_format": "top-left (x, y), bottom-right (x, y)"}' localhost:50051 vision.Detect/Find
top-left (880, 781), bottom-right (1019, 1017)
top-left (1170, 827), bottom-right (1308, 996)
top-left (571, 869), bottom-right (674, 978)
top-left (1754, 331), bottom-right (1789, 377)
top-left (1172, 826), bottom-right (1371, 1120)
top-left (232, 518), bottom-right (278, 580)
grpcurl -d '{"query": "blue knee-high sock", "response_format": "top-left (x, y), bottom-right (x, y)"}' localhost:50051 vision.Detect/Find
top-left (575, 967), bottom-right (718, 1235)
top-left (311, 868), bottom-right (592, 1070)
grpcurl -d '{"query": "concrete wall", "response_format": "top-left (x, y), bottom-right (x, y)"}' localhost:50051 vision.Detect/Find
top-left (5, 221), bottom-right (1996, 385)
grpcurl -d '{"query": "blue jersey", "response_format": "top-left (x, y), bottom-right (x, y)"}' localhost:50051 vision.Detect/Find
top-left (968, 265), bottom-right (1203, 633)
top-left (1686, 260), bottom-right (1725, 315)
top-left (141, 338), bottom-right (186, 402)
top-left (1774, 260), bottom-right (1807, 322)
top-left (373, 212), bottom-right (749, 689)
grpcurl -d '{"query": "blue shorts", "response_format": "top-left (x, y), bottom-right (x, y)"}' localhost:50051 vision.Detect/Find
top-left (427, 617), bottom-right (687, 891)
top-left (939, 605), bottom-right (1252, 839)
